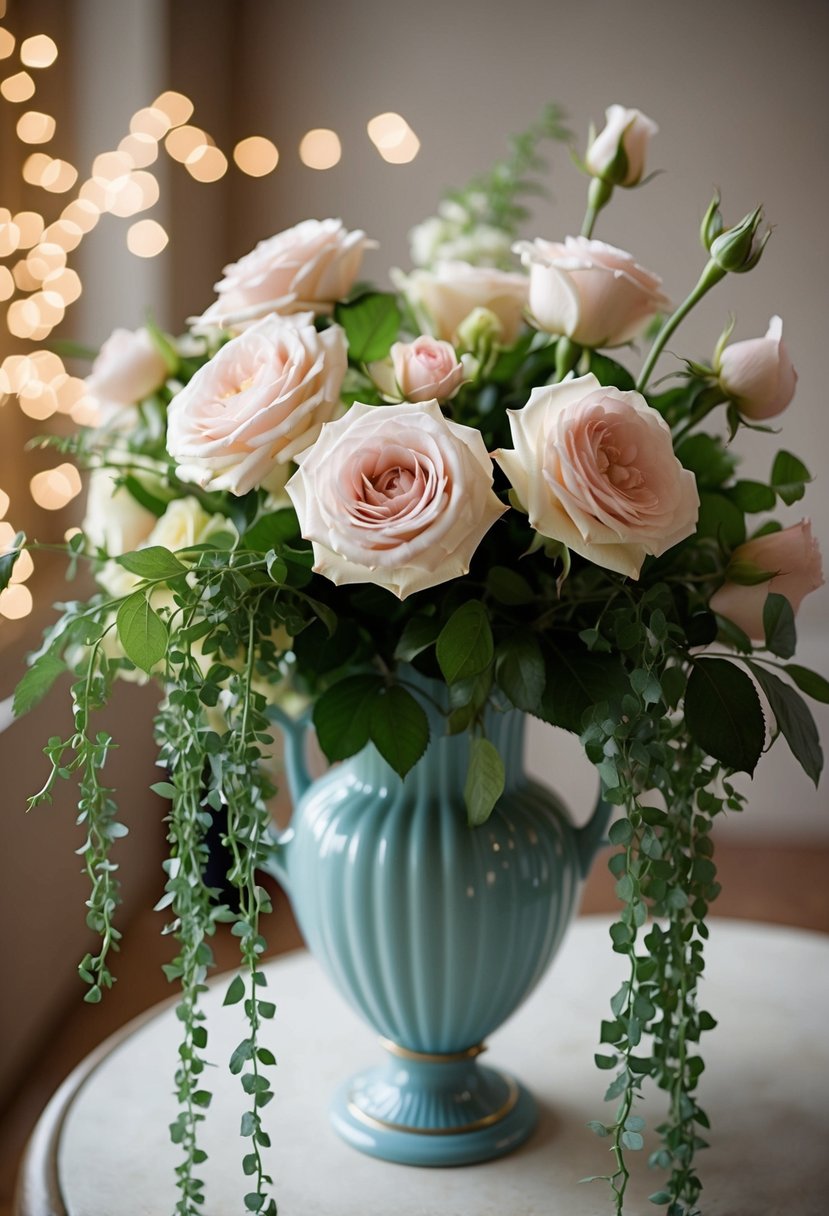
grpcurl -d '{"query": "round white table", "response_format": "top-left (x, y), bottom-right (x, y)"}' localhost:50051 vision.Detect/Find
top-left (16, 916), bottom-right (829, 1215)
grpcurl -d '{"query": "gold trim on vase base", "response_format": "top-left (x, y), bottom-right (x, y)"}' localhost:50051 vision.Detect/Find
top-left (347, 1074), bottom-right (519, 1136)
top-left (378, 1036), bottom-right (487, 1064)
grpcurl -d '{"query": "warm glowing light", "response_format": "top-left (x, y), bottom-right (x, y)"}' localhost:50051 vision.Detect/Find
top-left (118, 132), bottom-right (158, 168)
top-left (16, 110), bottom-right (55, 143)
top-left (185, 144), bottom-right (227, 182)
top-left (27, 242), bottom-right (67, 279)
top-left (54, 376), bottom-right (87, 415)
top-left (30, 463), bottom-right (81, 510)
top-left (130, 107), bottom-right (171, 140)
top-left (233, 136), bottom-right (279, 177)
top-left (31, 289), bottom-right (65, 327)
top-left (20, 34), bottom-right (58, 69)
top-left (13, 260), bottom-right (40, 292)
top-left (6, 299), bottom-right (39, 339)
top-left (299, 128), bottom-right (341, 170)
top-left (43, 267), bottom-right (82, 304)
top-left (0, 521), bottom-right (15, 548)
top-left (153, 90), bottom-right (193, 127)
top-left (0, 584), bottom-right (33, 620)
top-left (62, 199), bottom-right (100, 233)
top-left (0, 355), bottom-right (34, 394)
top-left (0, 267), bottom-right (11, 301)
top-left (43, 219), bottom-right (83, 252)
top-left (18, 381), bottom-right (58, 420)
top-left (40, 158), bottom-right (78, 193)
top-left (69, 396), bottom-right (100, 426)
top-left (64, 526), bottom-right (82, 542)
top-left (107, 170), bottom-right (159, 217)
top-left (127, 219), bottom-right (168, 257)
top-left (10, 548), bottom-right (33, 583)
top-left (367, 112), bottom-right (420, 164)
top-left (0, 29), bottom-right (14, 59)
top-left (1, 71), bottom-right (35, 102)
top-left (79, 178), bottom-right (110, 212)
top-left (165, 124), bottom-right (207, 163)
top-left (22, 152), bottom-right (51, 185)
top-left (0, 489), bottom-right (8, 518)
top-left (92, 150), bottom-right (132, 182)
top-left (0, 220), bottom-right (20, 257)
top-left (13, 211), bottom-right (45, 248)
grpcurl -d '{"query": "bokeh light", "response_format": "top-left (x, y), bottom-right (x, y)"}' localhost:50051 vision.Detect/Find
top-left (185, 144), bottom-right (227, 182)
top-left (233, 136), bottom-right (279, 177)
top-left (127, 219), bottom-right (168, 257)
top-left (367, 111), bottom-right (420, 164)
top-left (20, 35), bottom-right (58, 69)
top-left (299, 128), bottom-right (341, 170)
top-left (1, 71), bottom-right (35, 102)
top-left (153, 90), bottom-right (193, 127)
top-left (16, 110), bottom-right (55, 144)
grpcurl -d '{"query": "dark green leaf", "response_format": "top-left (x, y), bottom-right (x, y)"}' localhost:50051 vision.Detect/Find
top-left (496, 634), bottom-right (545, 712)
top-left (771, 450), bottom-right (811, 505)
top-left (594, 1053), bottom-right (618, 1070)
top-left (464, 736), bottom-right (505, 826)
top-left (313, 674), bottom-right (383, 762)
top-left (540, 641), bottom-right (628, 733)
top-left (120, 474), bottom-right (173, 517)
top-left (588, 351), bottom-right (636, 391)
top-left (393, 614), bottom-right (440, 662)
top-left (369, 685), bottom-right (430, 778)
top-left (724, 560), bottom-right (775, 586)
top-left (747, 662), bottom-right (823, 786)
top-left (685, 658), bottom-right (764, 774)
top-left (116, 592), bottom-right (167, 673)
top-left (436, 601), bottom-right (493, 684)
top-left (784, 664), bottom-right (829, 704)
top-left (486, 565), bottom-right (535, 605)
top-left (696, 491), bottom-right (746, 549)
top-left (0, 530), bottom-right (25, 591)
top-left (116, 546), bottom-right (188, 580)
top-left (763, 592), bottom-right (796, 659)
top-left (13, 652), bottom-right (66, 717)
top-left (223, 975), bottom-right (246, 1006)
top-left (242, 509), bottom-right (300, 551)
top-left (334, 292), bottom-right (402, 362)
top-left (727, 480), bottom-right (777, 513)
top-left (676, 434), bottom-right (737, 488)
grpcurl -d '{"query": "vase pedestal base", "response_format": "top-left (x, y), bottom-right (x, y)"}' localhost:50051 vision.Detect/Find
top-left (329, 1047), bottom-right (538, 1166)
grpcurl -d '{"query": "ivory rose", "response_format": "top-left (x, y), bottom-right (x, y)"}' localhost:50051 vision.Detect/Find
top-left (392, 262), bottom-right (528, 346)
top-left (717, 316), bottom-right (798, 420)
top-left (285, 400), bottom-right (507, 599)
top-left (167, 313), bottom-right (347, 496)
top-left (515, 236), bottom-right (670, 348)
top-left (585, 105), bottom-right (658, 187)
top-left (709, 521), bottom-right (823, 639)
top-left (83, 466), bottom-right (159, 557)
top-left (85, 327), bottom-right (168, 421)
top-left (370, 336), bottom-right (465, 402)
top-left (494, 373), bottom-right (699, 578)
top-left (192, 218), bottom-right (375, 331)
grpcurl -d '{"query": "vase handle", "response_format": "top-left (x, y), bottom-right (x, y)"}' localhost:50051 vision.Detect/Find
top-left (260, 705), bottom-right (314, 891)
top-left (574, 791), bottom-right (612, 878)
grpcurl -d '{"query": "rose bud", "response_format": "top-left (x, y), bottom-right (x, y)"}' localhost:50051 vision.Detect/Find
top-left (85, 327), bottom-right (169, 425)
top-left (391, 261), bottom-right (528, 347)
top-left (717, 316), bottom-right (797, 420)
top-left (370, 336), bottom-right (464, 403)
top-left (585, 105), bottom-right (658, 187)
top-left (709, 520), bottom-right (824, 640)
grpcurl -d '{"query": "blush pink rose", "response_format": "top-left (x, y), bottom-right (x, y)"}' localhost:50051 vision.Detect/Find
top-left (392, 261), bottom-right (528, 346)
top-left (494, 373), bottom-right (699, 578)
top-left (192, 218), bottom-right (375, 331)
top-left (709, 521), bottom-right (823, 639)
top-left (717, 316), bottom-right (798, 420)
top-left (85, 327), bottom-right (168, 421)
top-left (514, 236), bottom-right (670, 348)
top-left (285, 400), bottom-right (507, 599)
top-left (585, 105), bottom-right (658, 187)
top-left (167, 313), bottom-right (347, 496)
top-left (370, 336), bottom-right (465, 403)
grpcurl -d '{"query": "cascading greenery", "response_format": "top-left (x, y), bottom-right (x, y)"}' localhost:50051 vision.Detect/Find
top-left (4, 107), bottom-right (826, 1216)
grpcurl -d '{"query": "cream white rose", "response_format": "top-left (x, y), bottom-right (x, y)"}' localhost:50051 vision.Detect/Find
top-left (285, 400), bottom-right (507, 599)
top-left (167, 313), bottom-right (347, 496)
top-left (392, 261), bottom-right (528, 346)
top-left (83, 466), bottom-right (158, 557)
top-left (709, 520), bottom-right (823, 639)
top-left (515, 236), bottom-right (670, 348)
top-left (370, 336), bottom-right (465, 403)
top-left (717, 316), bottom-right (797, 420)
top-left (494, 373), bottom-right (699, 578)
top-left (191, 218), bottom-right (375, 331)
top-left (85, 327), bottom-right (168, 423)
top-left (586, 105), bottom-right (658, 187)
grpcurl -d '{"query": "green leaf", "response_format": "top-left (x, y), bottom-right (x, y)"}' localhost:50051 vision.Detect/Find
top-left (696, 491), bottom-right (746, 549)
top-left (45, 337), bottom-right (98, 361)
top-left (540, 641), bottom-right (628, 733)
top-left (242, 508), bottom-right (300, 551)
top-left (588, 351), bottom-right (636, 392)
top-left (223, 975), bottom-right (246, 1006)
top-left (116, 546), bottom-right (188, 580)
top-left (369, 685), bottom-right (430, 778)
top-left (0, 530), bottom-right (25, 591)
top-left (771, 450), bottom-right (811, 505)
top-left (120, 474), bottom-right (173, 517)
top-left (313, 674), bottom-right (383, 762)
top-left (676, 433), bottom-right (737, 488)
top-left (685, 658), bottom-right (764, 774)
top-left (747, 663), bottom-right (823, 786)
top-left (496, 634), bottom-right (545, 712)
top-left (13, 652), bottom-right (66, 717)
top-left (116, 592), bottom-right (168, 673)
top-left (436, 601), bottom-right (493, 684)
top-left (763, 592), bottom-right (796, 659)
top-left (240, 1111), bottom-right (257, 1137)
top-left (486, 565), bottom-right (535, 605)
top-left (393, 614), bottom-right (440, 662)
top-left (727, 479), bottom-right (777, 513)
top-left (784, 664), bottom-right (829, 704)
top-left (334, 292), bottom-right (401, 362)
top-left (464, 736), bottom-right (505, 826)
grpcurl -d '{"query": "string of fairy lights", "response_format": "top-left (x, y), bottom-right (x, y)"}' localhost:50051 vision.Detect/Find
top-left (0, 2), bottom-right (420, 623)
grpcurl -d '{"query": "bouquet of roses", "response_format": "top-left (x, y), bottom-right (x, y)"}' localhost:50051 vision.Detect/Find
top-left (4, 102), bottom-right (825, 1216)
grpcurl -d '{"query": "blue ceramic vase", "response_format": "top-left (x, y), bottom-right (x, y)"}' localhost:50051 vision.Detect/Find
top-left (265, 676), bottom-right (609, 1166)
